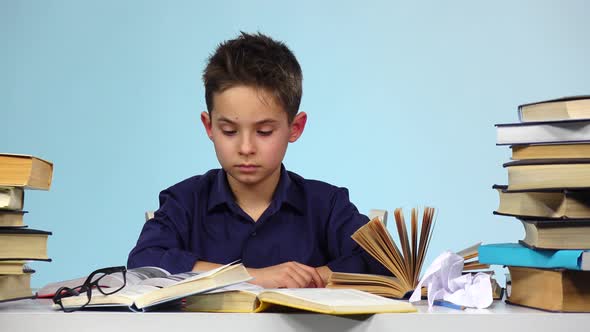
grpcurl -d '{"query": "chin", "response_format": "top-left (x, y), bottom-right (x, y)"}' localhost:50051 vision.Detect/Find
top-left (228, 172), bottom-right (264, 185)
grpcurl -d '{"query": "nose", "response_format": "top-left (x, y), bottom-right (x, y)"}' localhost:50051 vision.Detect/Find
top-left (238, 133), bottom-right (256, 155)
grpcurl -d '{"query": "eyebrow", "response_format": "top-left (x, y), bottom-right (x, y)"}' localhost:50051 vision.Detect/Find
top-left (216, 116), bottom-right (279, 125)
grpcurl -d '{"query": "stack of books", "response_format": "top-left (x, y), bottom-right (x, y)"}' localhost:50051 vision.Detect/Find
top-left (481, 96), bottom-right (590, 312)
top-left (0, 153), bottom-right (53, 303)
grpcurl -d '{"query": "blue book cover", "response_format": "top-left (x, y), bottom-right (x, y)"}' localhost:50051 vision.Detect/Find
top-left (478, 243), bottom-right (589, 270)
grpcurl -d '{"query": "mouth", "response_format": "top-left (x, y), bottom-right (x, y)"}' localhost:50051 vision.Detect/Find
top-left (236, 164), bottom-right (260, 172)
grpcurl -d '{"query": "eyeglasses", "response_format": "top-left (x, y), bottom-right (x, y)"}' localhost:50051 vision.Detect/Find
top-left (52, 266), bottom-right (127, 312)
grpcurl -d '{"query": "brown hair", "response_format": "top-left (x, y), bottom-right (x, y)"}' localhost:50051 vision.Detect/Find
top-left (203, 32), bottom-right (302, 122)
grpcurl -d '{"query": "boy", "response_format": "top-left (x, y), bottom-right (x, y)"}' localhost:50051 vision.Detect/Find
top-left (127, 32), bottom-right (389, 288)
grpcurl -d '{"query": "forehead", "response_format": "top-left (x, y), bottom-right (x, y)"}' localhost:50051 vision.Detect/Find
top-left (211, 85), bottom-right (288, 123)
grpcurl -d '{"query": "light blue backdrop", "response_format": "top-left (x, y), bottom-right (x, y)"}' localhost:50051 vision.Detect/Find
top-left (2, 0), bottom-right (589, 288)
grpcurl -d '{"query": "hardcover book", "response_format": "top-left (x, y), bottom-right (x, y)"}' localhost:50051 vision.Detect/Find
top-left (511, 143), bottom-right (590, 160)
top-left (0, 210), bottom-right (27, 227)
top-left (507, 266), bottom-right (590, 312)
top-left (183, 286), bottom-right (416, 314)
top-left (54, 263), bottom-right (252, 312)
top-left (0, 187), bottom-right (24, 210)
top-left (518, 96), bottom-right (590, 123)
top-left (496, 119), bottom-right (590, 145)
top-left (0, 154), bottom-right (53, 190)
top-left (518, 219), bottom-right (590, 250)
top-left (0, 269), bottom-right (34, 303)
top-left (479, 243), bottom-right (590, 271)
top-left (493, 184), bottom-right (590, 219)
top-left (0, 261), bottom-right (29, 275)
top-left (503, 159), bottom-right (590, 191)
top-left (0, 228), bottom-right (51, 260)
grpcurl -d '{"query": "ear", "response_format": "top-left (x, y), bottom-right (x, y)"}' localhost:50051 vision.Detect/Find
top-left (200, 111), bottom-right (214, 140)
top-left (288, 112), bottom-right (307, 143)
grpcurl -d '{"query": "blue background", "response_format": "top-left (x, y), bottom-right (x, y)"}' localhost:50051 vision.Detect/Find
top-left (2, 0), bottom-right (589, 288)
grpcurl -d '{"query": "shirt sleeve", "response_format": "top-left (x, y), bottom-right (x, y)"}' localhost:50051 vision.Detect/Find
top-left (127, 188), bottom-right (200, 274)
top-left (324, 187), bottom-right (392, 276)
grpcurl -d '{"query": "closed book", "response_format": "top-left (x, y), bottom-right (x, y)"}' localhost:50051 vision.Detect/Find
top-left (519, 219), bottom-right (590, 250)
top-left (0, 228), bottom-right (51, 260)
top-left (0, 270), bottom-right (34, 303)
top-left (518, 96), bottom-right (590, 123)
top-left (479, 243), bottom-right (590, 270)
top-left (0, 154), bottom-right (53, 190)
top-left (504, 159), bottom-right (590, 191)
top-left (0, 261), bottom-right (28, 275)
top-left (0, 187), bottom-right (24, 210)
top-left (493, 184), bottom-right (590, 219)
top-left (511, 143), bottom-right (590, 160)
top-left (0, 210), bottom-right (27, 227)
top-left (507, 266), bottom-right (590, 312)
top-left (496, 119), bottom-right (590, 145)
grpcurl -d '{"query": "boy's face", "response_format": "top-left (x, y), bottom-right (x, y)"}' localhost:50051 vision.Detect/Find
top-left (201, 85), bottom-right (306, 189)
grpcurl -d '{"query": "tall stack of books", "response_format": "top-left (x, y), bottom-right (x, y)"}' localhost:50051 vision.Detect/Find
top-left (480, 96), bottom-right (590, 312)
top-left (0, 153), bottom-right (53, 303)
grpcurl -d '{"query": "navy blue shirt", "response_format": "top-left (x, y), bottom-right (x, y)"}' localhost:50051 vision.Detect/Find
top-left (127, 166), bottom-right (390, 276)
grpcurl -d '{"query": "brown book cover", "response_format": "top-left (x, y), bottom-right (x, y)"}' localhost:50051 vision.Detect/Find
top-left (507, 266), bottom-right (590, 312)
top-left (0, 154), bottom-right (53, 190)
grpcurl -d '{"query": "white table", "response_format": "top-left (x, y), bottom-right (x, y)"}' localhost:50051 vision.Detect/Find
top-left (1, 299), bottom-right (589, 332)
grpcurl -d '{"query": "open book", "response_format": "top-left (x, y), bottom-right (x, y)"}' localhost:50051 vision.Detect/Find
top-left (53, 263), bottom-right (251, 312)
top-left (328, 207), bottom-right (435, 299)
top-left (38, 266), bottom-right (174, 298)
top-left (183, 284), bottom-right (416, 314)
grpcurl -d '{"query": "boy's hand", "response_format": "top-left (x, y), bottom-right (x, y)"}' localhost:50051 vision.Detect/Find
top-left (247, 262), bottom-right (325, 288)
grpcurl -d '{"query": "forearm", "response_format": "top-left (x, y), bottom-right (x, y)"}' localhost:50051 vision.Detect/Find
top-left (192, 260), bottom-right (223, 272)
top-left (127, 246), bottom-right (199, 274)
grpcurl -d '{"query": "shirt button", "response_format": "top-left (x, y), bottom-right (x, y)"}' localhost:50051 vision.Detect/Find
top-left (251, 232), bottom-right (257, 237)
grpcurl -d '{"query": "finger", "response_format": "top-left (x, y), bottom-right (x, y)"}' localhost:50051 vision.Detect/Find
top-left (284, 274), bottom-right (305, 288)
top-left (290, 262), bottom-right (323, 288)
top-left (293, 262), bottom-right (324, 288)
top-left (284, 265), bottom-right (310, 288)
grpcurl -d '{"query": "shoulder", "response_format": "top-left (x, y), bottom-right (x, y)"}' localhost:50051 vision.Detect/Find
top-left (158, 169), bottom-right (220, 205)
top-left (167, 169), bottom-right (219, 193)
top-left (287, 170), bottom-right (350, 204)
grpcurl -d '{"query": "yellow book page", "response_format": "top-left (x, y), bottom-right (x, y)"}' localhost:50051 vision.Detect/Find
top-left (257, 288), bottom-right (416, 314)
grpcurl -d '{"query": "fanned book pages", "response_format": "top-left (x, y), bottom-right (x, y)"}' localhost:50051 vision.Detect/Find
top-left (327, 207), bottom-right (436, 299)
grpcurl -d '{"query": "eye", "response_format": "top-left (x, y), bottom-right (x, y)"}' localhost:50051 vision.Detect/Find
top-left (257, 130), bottom-right (273, 136)
top-left (222, 130), bottom-right (237, 136)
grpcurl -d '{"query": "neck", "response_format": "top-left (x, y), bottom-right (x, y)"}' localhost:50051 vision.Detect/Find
top-left (227, 167), bottom-right (281, 212)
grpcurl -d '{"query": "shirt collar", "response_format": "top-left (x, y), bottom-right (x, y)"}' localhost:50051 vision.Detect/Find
top-left (207, 165), bottom-right (305, 215)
